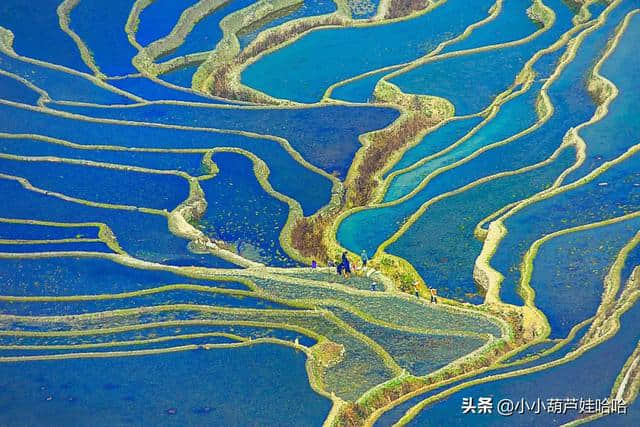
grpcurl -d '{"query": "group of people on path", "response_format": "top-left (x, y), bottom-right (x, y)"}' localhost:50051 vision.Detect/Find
top-left (336, 250), bottom-right (364, 278)
top-left (311, 250), bottom-right (438, 303)
top-left (320, 250), bottom-right (369, 278)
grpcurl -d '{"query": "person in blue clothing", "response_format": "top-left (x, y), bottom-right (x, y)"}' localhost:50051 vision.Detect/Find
top-left (341, 251), bottom-right (351, 278)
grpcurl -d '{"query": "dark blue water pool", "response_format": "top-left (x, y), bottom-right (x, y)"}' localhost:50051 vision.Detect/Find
top-left (198, 152), bottom-right (300, 266)
top-left (0, 178), bottom-right (236, 267)
top-left (0, 102), bottom-right (335, 216)
top-left (49, 102), bottom-right (400, 181)
top-left (69, 0), bottom-right (139, 76)
top-left (0, 344), bottom-right (332, 426)
top-left (0, 0), bottom-right (91, 73)
top-left (136, 0), bottom-right (200, 46)
top-left (0, 255), bottom-right (245, 297)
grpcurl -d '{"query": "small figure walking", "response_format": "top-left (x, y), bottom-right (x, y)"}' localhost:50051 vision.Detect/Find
top-left (415, 289), bottom-right (419, 298)
top-left (311, 260), bottom-right (317, 269)
top-left (430, 288), bottom-right (438, 304)
top-left (371, 282), bottom-right (377, 291)
top-left (360, 249), bottom-right (368, 267)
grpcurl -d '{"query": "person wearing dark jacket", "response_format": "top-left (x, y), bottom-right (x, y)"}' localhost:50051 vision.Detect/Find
top-left (341, 251), bottom-right (351, 278)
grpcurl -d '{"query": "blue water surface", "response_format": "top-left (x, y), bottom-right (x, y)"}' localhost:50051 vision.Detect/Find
top-left (49, 102), bottom-right (400, 182)
top-left (0, 73), bottom-right (41, 104)
top-left (69, 0), bottom-right (139, 76)
top-left (0, 178), bottom-right (236, 267)
top-left (0, 0), bottom-right (91, 73)
top-left (241, 0), bottom-right (496, 102)
top-left (136, 0), bottom-right (200, 46)
top-left (530, 44), bottom-right (566, 78)
top-left (405, 299), bottom-right (640, 426)
top-left (1, 324), bottom-right (317, 348)
top-left (337, 82), bottom-right (542, 257)
top-left (107, 75), bottom-right (226, 103)
top-left (390, 0), bottom-right (574, 115)
top-left (0, 222), bottom-right (99, 240)
top-left (160, 0), bottom-right (257, 61)
top-left (0, 156), bottom-right (190, 211)
top-left (159, 63), bottom-right (200, 87)
top-left (441, 0), bottom-right (539, 53)
top-left (198, 152), bottom-right (300, 267)
top-left (385, 116), bottom-right (485, 177)
top-left (0, 241), bottom-right (112, 254)
top-left (0, 345), bottom-right (331, 426)
top-left (339, 0), bottom-right (631, 264)
top-left (0, 52), bottom-right (134, 104)
top-left (238, 0), bottom-right (337, 49)
top-left (0, 136), bottom-right (208, 177)
top-left (529, 217), bottom-right (640, 338)
top-left (0, 102), bottom-right (334, 216)
top-left (0, 255), bottom-right (244, 297)
top-left (385, 146), bottom-right (575, 302)
top-left (496, 149), bottom-right (640, 306)
top-left (2, 288), bottom-right (289, 316)
top-left (566, 13), bottom-right (640, 183)
top-left (330, 68), bottom-right (392, 103)
top-left (384, 83), bottom-right (541, 201)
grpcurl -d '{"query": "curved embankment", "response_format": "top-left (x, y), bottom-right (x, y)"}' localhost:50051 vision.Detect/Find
top-left (0, 248), bottom-right (506, 423)
top-left (172, 3), bottom-right (509, 266)
top-left (0, 30), bottom-right (142, 104)
top-left (363, 222), bottom-right (638, 425)
top-left (332, 0), bottom-right (586, 293)
top-left (238, 0), bottom-right (497, 103)
top-left (126, 0), bottom-right (350, 97)
top-left (0, 149), bottom-right (296, 268)
top-left (2, 0), bottom-right (638, 426)
top-left (475, 5), bottom-right (639, 307)
top-left (396, 293), bottom-right (640, 425)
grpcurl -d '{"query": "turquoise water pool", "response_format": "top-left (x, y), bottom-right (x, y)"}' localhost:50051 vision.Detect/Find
top-left (241, 0), bottom-right (495, 102)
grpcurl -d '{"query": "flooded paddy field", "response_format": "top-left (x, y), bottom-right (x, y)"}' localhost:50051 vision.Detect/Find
top-left (1, 0), bottom-right (639, 425)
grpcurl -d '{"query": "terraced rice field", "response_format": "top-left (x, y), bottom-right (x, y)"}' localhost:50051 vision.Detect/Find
top-left (0, 0), bottom-right (639, 425)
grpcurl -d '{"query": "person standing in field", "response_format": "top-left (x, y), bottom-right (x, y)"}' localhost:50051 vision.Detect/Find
top-left (342, 251), bottom-right (351, 278)
top-left (360, 249), bottom-right (368, 267)
top-left (430, 288), bottom-right (438, 304)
